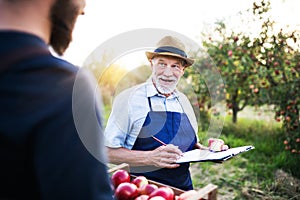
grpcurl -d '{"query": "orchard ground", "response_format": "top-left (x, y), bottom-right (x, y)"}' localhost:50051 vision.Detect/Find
top-left (191, 106), bottom-right (300, 200)
top-left (105, 105), bottom-right (299, 199)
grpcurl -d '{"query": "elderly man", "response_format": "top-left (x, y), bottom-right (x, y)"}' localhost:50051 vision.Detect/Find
top-left (0, 0), bottom-right (112, 199)
top-left (104, 36), bottom-right (209, 190)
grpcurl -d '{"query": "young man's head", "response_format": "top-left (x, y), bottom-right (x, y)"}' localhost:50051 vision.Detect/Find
top-left (0, 0), bottom-right (86, 56)
top-left (49, 0), bottom-right (86, 55)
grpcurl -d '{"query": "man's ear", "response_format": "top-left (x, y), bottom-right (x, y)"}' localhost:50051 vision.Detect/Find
top-left (149, 59), bottom-right (154, 68)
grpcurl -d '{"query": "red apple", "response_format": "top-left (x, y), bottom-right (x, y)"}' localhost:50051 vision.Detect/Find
top-left (233, 36), bottom-right (239, 42)
top-left (227, 103), bottom-right (233, 109)
top-left (149, 196), bottom-right (166, 200)
top-left (149, 187), bottom-right (174, 200)
top-left (221, 145), bottom-right (229, 151)
top-left (208, 138), bottom-right (225, 152)
top-left (178, 190), bottom-right (198, 200)
top-left (135, 194), bottom-right (149, 200)
top-left (140, 184), bottom-right (158, 195)
top-left (131, 176), bottom-right (149, 188)
top-left (208, 138), bottom-right (214, 146)
top-left (111, 169), bottom-right (131, 188)
top-left (276, 117), bottom-right (281, 122)
top-left (114, 182), bottom-right (139, 200)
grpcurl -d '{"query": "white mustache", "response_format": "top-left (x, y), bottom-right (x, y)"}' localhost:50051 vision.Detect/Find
top-left (158, 76), bottom-right (177, 82)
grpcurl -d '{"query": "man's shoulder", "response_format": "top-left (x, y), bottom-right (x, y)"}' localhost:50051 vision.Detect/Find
top-left (0, 31), bottom-right (79, 75)
top-left (176, 90), bottom-right (188, 98)
top-left (27, 54), bottom-right (79, 74)
top-left (8, 43), bottom-right (78, 75)
top-left (115, 82), bottom-right (148, 99)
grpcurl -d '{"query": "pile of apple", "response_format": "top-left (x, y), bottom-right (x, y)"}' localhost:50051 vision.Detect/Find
top-left (111, 169), bottom-right (200, 200)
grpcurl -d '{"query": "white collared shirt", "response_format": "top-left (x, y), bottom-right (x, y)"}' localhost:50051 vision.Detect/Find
top-left (104, 80), bottom-right (198, 149)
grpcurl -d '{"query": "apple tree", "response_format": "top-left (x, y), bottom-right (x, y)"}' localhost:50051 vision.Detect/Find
top-left (201, 0), bottom-right (300, 153)
top-left (201, 24), bottom-right (262, 123)
top-left (183, 54), bottom-right (225, 131)
top-left (250, 2), bottom-right (300, 154)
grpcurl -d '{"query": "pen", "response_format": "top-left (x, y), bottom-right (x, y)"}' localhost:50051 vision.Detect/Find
top-left (151, 136), bottom-right (167, 146)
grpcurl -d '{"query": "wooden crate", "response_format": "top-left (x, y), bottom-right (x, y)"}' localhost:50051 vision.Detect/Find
top-left (108, 163), bottom-right (218, 200)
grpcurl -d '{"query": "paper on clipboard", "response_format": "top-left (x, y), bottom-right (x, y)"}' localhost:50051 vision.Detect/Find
top-left (176, 145), bottom-right (255, 163)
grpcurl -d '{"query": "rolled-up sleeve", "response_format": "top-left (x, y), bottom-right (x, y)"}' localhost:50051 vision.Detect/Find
top-left (104, 90), bottom-right (130, 148)
top-left (104, 115), bottom-right (127, 148)
top-left (104, 85), bottom-right (149, 149)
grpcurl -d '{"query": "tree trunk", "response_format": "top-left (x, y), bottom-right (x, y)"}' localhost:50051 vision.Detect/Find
top-left (231, 89), bottom-right (239, 124)
top-left (232, 106), bottom-right (238, 123)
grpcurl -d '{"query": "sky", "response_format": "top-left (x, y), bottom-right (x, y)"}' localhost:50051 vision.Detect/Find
top-left (62, 0), bottom-right (300, 68)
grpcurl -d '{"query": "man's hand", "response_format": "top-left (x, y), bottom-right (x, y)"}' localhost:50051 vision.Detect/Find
top-left (194, 142), bottom-right (209, 150)
top-left (147, 144), bottom-right (182, 168)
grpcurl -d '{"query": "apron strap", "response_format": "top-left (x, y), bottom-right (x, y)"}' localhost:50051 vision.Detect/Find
top-left (147, 97), bottom-right (153, 111)
top-left (175, 97), bottom-right (185, 112)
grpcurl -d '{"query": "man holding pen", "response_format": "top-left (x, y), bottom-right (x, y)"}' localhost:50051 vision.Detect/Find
top-left (104, 36), bottom-right (219, 190)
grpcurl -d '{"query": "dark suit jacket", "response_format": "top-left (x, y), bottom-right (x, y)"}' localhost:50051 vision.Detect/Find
top-left (0, 31), bottom-right (113, 200)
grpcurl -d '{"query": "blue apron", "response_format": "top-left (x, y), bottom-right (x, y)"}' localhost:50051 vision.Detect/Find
top-left (131, 97), bottom-right (197, 190)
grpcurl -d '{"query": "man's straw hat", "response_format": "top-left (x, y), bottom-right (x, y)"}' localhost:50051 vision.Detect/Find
top-left (145, 36), bottom-right (194, 67)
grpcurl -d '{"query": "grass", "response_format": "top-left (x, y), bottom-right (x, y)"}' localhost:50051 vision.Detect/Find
top-left (191, 117), bottom-right (300, 199)
top-left (103, 103), bottom-right (300, 199)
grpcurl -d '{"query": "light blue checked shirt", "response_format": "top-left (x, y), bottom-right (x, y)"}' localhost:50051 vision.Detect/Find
top-left (104, 80), bottom-right (198, 149)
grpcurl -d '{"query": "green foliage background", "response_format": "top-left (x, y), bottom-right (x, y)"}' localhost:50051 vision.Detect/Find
top-left (184, 0), bottom-right (300, 154)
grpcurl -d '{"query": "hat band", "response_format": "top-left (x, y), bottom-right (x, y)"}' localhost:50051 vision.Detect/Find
top-left (154, 46), bottom-right (187, 58)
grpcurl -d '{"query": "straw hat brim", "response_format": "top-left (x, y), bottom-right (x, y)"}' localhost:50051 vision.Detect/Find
top-left (145, 51), bottom-right (194, 67)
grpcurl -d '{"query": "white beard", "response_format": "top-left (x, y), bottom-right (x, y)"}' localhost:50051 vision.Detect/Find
top-left (153, 75), bottom-right (178, 95)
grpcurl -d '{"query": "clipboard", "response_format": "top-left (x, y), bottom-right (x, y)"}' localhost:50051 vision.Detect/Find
top-left (176, 145), bottom-right (255, 163)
